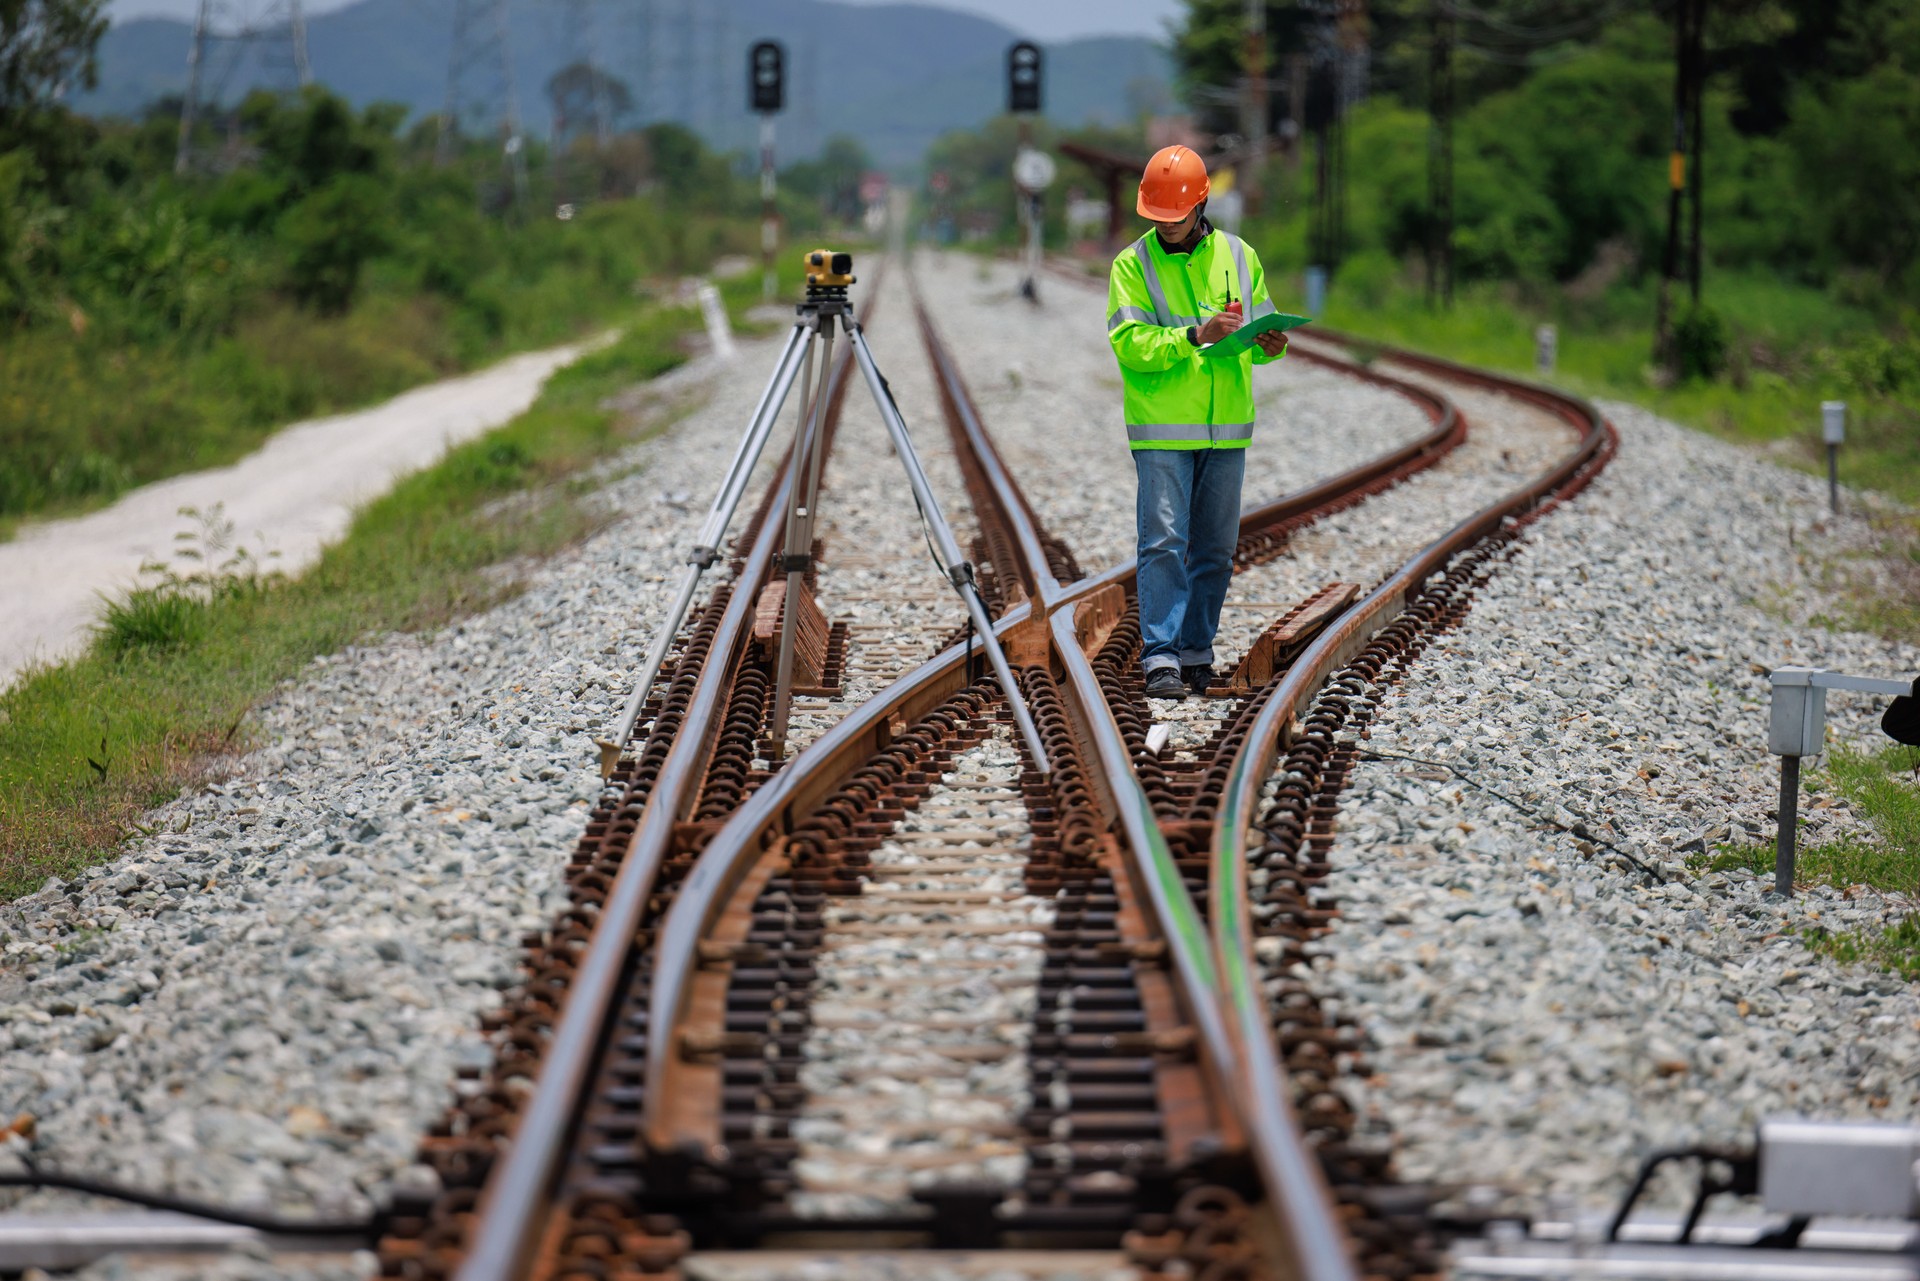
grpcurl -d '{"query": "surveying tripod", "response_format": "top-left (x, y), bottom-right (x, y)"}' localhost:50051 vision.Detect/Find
top-left (601, 253), bottom-right (1050, 779)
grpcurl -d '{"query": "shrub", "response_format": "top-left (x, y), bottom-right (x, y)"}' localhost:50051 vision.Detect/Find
top-left (1674, 303), bottom-right (1727, 382)
top-left (94, 504), bottom-right (281, 658)
top-left (278, 173), bottom-right (392, 313)
top-left (98, 586), bottom-right (209, 656)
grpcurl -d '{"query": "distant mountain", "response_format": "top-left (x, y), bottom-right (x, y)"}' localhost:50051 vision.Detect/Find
top-left (74, 0), bottom-right (1172, 169)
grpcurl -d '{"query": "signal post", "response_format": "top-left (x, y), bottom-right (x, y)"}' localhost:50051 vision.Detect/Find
top-left (750, 40), bottom-right (785, 300)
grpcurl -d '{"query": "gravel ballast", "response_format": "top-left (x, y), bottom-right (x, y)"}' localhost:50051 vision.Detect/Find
top-left (1308, 395), bottom-right (1920, 1209)
top-left (2, 242), bottom-right (1911, 1269)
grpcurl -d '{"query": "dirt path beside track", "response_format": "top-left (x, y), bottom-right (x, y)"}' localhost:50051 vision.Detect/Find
top-left (0, 335), bottom-right (604, 689)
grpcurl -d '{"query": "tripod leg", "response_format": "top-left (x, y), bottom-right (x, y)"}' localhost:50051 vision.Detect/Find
top-left (600, 323), bottom-right (814, 775)
top-left (843, 323), bottom-right (1052, 776)
top-left (767, 324), bottom-right (839, 761)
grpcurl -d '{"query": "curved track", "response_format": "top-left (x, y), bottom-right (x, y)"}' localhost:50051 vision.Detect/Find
top-left (375, 258), bottom-right (1615, 1281)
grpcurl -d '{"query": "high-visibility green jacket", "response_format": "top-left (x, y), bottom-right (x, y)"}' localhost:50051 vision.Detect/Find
top-left (1107, 226), bottom-right (1283, 449)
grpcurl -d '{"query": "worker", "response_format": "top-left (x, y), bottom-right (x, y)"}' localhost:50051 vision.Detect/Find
top-left (1107, 145), bottom-right (1287, 701)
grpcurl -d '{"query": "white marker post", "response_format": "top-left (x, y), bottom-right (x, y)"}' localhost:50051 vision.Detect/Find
top-left (1822, 400), bottom-right (1845, 516)
top-left (695, 281), bottom-right (736, 362)
top-left (1535, 324), bottom-right (1557, 375)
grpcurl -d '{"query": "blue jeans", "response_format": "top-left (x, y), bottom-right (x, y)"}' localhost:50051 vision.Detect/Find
top-left (1133, 447), bottom-right (1245, 674)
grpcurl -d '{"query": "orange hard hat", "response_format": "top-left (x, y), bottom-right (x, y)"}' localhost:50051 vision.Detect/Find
top-left (1137, 145), bottom-right (1209, 220)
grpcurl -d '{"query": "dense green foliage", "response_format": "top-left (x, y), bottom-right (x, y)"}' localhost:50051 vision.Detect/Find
top-left (1170, 0), bottom-right (1920, 296)
top-left (0, 47), bottom-right (855, 529)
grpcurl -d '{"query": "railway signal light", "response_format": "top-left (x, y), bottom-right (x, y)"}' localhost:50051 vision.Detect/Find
top-left (749, 40), bottom-right (784, 114)
top-left (1008, 41), bottom-right (1042, 113)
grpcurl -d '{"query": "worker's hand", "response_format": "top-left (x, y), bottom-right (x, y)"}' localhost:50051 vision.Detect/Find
top-left (1254, 330), bottom-right (1289, 357)
top-left (1196, 310), bottom-right (1244, 345)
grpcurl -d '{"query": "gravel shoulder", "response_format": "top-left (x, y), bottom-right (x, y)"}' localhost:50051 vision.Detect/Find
top-left (1313, 392), bottom-right (1920, 1209)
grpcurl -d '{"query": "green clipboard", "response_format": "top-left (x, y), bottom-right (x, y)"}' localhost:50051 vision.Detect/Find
top-left (1198, 311), bottom-right (1314, 358)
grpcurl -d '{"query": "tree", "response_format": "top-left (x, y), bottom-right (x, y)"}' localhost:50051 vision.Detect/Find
top-left (1790, 63), bottom-right (1920, 286)
top-left (0, 0), bottom-right (106, 188)
top-left (781, 135), bottom-right (871, 222)
top-left (0, 0), bottom-right (104, 124)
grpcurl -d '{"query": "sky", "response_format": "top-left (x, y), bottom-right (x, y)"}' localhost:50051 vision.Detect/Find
top-left (106, 0), bottom-right (1184, 42)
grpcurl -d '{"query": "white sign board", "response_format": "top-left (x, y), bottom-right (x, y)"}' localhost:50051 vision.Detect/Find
top-left (1014, 147), bottom-right (1056, 192)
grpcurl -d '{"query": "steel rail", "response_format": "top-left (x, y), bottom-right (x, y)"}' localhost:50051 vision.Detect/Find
top-left (1041, 343), bottom-right (1462, 616)
top-left (451, 282), bottom-right (879, 1281)
top-left (911, 286), bottom-right (1363, 1278)
top-left (455, 262), bottom-right (1476, 1275)
top-left (632, 286), bottom-right (1476, 1261)
top-left (1207, 344), bottom-right (1619, 1276)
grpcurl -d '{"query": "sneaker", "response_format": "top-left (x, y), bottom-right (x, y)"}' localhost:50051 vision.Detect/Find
top-left (1181, 664), bottom-right (1216, 697)
top-left (1143, 667), bottom-right (1188, 700)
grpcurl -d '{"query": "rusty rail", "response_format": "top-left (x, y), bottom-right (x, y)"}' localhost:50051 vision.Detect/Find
top-left (446, 278), bottom-right (884, 1281)
top-left (416, 262), bottom-right (1508, 1281)
top-left (1207, 336), bottom-right (1619, 1275)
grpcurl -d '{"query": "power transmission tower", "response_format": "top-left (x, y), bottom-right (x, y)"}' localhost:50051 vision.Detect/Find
top-left (174, 0), bottom-right (311, 174)
top-left (1426, 0), bottom-right (1454, 307)
top-left (438, 0), bottom-right (528, 209)
top-left (551, 0), bottom-right (609, 208)
top-left (678, 0), bottom-right (696, 129)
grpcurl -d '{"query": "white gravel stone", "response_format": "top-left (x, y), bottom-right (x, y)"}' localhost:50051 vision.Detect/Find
top-left (685, 1252), bottom-right (1135, 1281)
top-left (1306, 392), bottom-right (1920, 1211)
top-left (790, 730), bottom-right (1048, 1218)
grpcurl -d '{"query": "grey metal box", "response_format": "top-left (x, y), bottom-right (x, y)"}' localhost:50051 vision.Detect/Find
top-left (1769, 668), bottom-right (1828, 757)
top-left (1823, 400), bottom-right (1847, 445)
top-left (1760, 1117), bottom-right (1920, 1219)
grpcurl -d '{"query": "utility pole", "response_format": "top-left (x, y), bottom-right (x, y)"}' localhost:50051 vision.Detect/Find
top-left (174, 0), bottom-right (310, 175)
top-left (679, 0), bottom-right (695, 131)
top-left (632, 0), bottom-right (652, 124)
top-left (1654, 0), bottom-right (1705, 371)
top-left (1286, 52), bottom-right (1307, 171)
top-left (1426, 0), bottom-right (1454, 307)
top-left (1687, 0), bottom-right (1705, 304)
top-left (1242, 0), bottom-right (1266, 218)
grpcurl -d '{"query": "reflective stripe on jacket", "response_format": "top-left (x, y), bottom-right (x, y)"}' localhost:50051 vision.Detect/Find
top-left (1106, 227), bottom-right (1283, 450)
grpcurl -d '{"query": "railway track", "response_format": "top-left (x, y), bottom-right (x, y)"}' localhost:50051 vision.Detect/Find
top-left (375, 255), bottom-right (1614, 1281)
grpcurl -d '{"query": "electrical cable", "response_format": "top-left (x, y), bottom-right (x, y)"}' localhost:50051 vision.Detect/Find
top-left (0, 1166), bottom-right (381, 1239)
top-left (1354, 746), bottom-right (1668, 883)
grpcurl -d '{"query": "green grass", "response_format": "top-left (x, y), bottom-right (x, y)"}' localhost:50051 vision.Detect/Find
top-left (1312, 269), bottom-right (1920, 505)
top-left (0, 305), bottom-right (691, 899)
top-left (0, 251), bottom-right (812, 901)
top-left (1803, 916), bottom-right (1920, 982)
top-left (1688, 743), bottom-right (1920, 980)
top-left (1687, 744), bottom-right (1919, 889)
